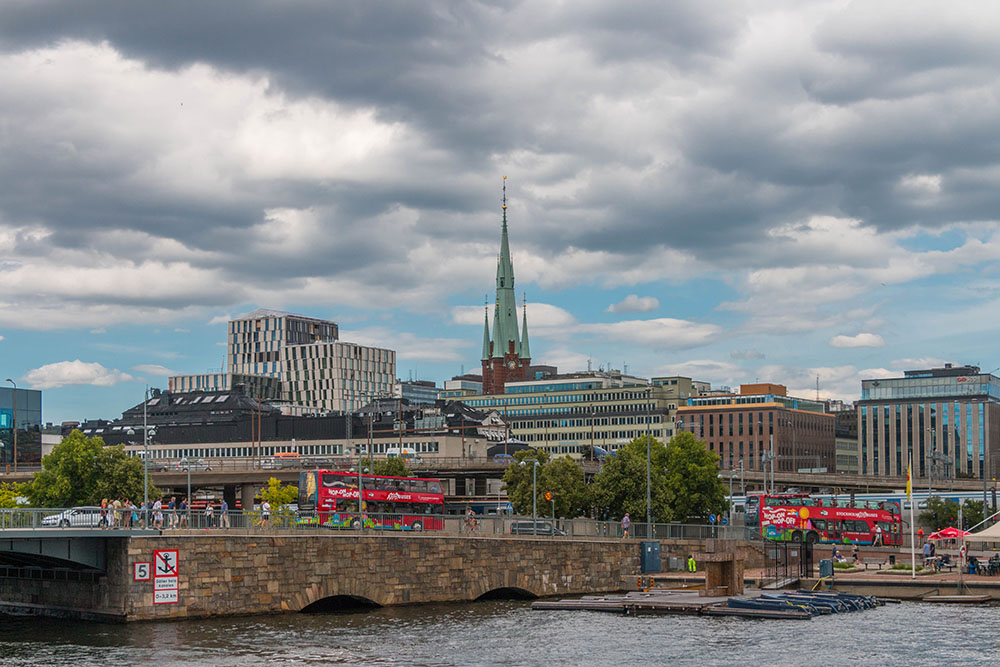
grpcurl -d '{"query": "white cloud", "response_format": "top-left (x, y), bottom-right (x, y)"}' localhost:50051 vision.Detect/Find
top-left (730, 349), bottom-right (765, 360)
top-left (22, 360), bottom-right (134, 389)
top-left (451, 303), bottom-right (575, 329)
top-left (829, 333), bottom-right (886, 348)
top-left (890, 357), bottom-right (948, 370)
top-left (341, 327), bottom-right (469, 363)
top-left (207, 314), bottom-right (232, 326)
top-left (0, 335), bottom-right (4, 342)
top-left (579, 318), bottom-right (722, 349)
top-left (607, 294), bottom-right (659, 314)
top-left (90, 327), bottom-right (107, 335)
top-left (131, 364), bottom-right (178, 377)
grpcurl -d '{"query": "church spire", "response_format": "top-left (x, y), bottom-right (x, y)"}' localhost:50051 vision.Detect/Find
top-left (492, 176), bottom-right (519, 358)
top-left (481, 298), bottom-right (491, 361)
top-left (520, 294), bottom-right (531, 361)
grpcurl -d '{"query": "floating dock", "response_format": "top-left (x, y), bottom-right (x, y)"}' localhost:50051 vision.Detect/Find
top-left (532, 588), bottom-right (883, 620)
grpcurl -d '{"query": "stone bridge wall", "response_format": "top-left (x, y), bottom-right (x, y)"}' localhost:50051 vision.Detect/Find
top-left (2, 533), bottom-right (760, 621)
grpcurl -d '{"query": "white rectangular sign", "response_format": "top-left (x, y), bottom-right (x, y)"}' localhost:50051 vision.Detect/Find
top-left (133, 562), bottom-right (151, 581)
top-left (154, 589), bottom-right (179, 604)
top-left (154, 576), bottom-right (179, 591)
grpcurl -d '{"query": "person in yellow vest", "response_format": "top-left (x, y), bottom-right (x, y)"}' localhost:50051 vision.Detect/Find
top-left (687, 554), bottom-right (696, 572)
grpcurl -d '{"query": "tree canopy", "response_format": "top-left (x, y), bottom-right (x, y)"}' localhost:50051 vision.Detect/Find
top-left (590, 432), bottom-right (729, 523)
top-left (26, 430), bottom-right (159, 507)
top-left (919, 496), bottom-right (960, 531)
top-left (590, 436), bottom-right (669, 521)
top-left (662, 431), bottom-right (729, 523)
top-left (371, 457), bottom-right (411, 478)
top-left (0, 481), bottom-right (26, 508)
top-left (260, 477), bottom-right (298, 507)
top-left (502, 449), bottom-right (589, 518)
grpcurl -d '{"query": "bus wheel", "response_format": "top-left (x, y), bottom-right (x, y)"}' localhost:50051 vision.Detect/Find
top-left (791, 531), bottom-right (803, 543)
top-left (412, 521), bottom-right (423, 531)
top-left (350, 518), bottom-right (361, 530)
top-left (805, 532), bottom-right (819, 545)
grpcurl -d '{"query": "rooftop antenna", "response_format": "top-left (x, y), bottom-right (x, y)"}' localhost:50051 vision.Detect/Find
top-left (816, 375), bottom-right (820, 401)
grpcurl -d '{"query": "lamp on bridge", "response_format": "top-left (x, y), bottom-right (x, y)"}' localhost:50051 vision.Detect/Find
top-left (126, 420), bottom-right (157, 521)
top-left (4, 378), bottom-right (15, 474)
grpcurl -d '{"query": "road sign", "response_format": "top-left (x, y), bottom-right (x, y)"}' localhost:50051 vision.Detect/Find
top-left (721, 517), bottom-right (729, 526)
top-left (154, 576), bottom-right (179, 591)
top-left (544, 491), bottom-right (552, 501)
top-left (133, 562), bottom-right (151, 581)
top-left (154, 589), bottom-right (179, 604)
top-left (153, 549), bottom-right (179, 578)
top-left (709, 514), bottom-right (717, 524)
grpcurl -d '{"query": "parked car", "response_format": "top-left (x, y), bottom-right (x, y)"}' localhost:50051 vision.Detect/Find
top-left (174, 459), bottom-right (212, 471)
top-left (41, 506), bottom-right (104, 528)
top-left (509, 520), bottom-right (566, 536)
top-left (145, 462), bottom-right (169, 472)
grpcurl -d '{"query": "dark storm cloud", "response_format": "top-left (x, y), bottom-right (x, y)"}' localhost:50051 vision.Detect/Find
top-left (2, 0), bottom-right (1000, 314)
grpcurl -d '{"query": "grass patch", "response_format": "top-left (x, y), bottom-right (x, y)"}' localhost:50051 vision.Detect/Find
top-left (891, 563), bottom-right (923, 571)
top-left (833, 562), bottom-right (856, 569)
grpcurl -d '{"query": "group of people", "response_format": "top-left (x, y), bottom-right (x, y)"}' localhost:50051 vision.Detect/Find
top-left (831, 544), bottom-right (860, 564)
top-left (97, 496), bottom-right (231, 529)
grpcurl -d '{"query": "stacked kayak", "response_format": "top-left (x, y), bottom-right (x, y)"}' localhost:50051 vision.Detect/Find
top-left (727, 590), bottom-right (881, 616)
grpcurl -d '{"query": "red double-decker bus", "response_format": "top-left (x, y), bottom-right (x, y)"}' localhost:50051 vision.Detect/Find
top-left (746, 493), bottom-right (902, 546)
top-left (297, 470), bottom-right (445, 531)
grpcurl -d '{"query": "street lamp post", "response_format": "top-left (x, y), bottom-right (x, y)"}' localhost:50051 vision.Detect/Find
top-left (179, 458), bottom-right (192, 523)
top-left (646, 386), bottom-right (653, 537)
top-left (4, 379), bottom-right (16, 473)
top-left (521, 458), bottom-right (539, 531)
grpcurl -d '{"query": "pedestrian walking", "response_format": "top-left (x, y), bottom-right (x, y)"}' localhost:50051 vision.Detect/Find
top-left (168, 496), bottom-right (177, 529)
top-left (621, 512), bottom-right (631, 539)
top-left (100, 498), bottom-right (109, 529)
top-left (204, 502), bottom-right (214, 529)
top-left (220, 498), bottom-right (230, 529)
top-left (687, 554), bottom-right (697, 572)
top-left (153, 498), bottom-right (163, 530)
top-left (178, 497), bottom-right (188, 529)
top-left (261, 500), bottom-right (272, 528)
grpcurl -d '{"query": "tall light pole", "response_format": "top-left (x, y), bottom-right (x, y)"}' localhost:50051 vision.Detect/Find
top-left (179, 458), bottom-right (191, 523)
top-left (646, 386), bottom-right (652, 537)
top-left (521, 458), bottom-right (539, 531)
top-left (5, 379), bottom-right (16, 473)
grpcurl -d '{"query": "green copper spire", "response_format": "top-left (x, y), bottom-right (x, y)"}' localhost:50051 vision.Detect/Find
top-left (520, 296), bottom-right (531, 360)
top-left (492, 176), bottom-right (520, 358)
top-left (481, 303), bottom-right (491, 361)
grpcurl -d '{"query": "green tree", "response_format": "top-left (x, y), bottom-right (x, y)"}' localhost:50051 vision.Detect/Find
top-left (372, 457), bottom-right (411, 478)
top-left (537, 456), bottom-right (591, 519)
top-left (590, 436), bottom-right (669, 521)
top-left (501, 449), bottom-right (551, 515)
top-left (919, 496), bottom-right (960, 531)
top-left (662, 431), bottom-right (729, 523)
top-left (260, 477), bottom-right (298, 507)
top-left (0, 481), bottom-right (27, 508)
top-left (26, 430), bottom-right (158, 507)
top-left (961, 499), bottom-right (985, 531)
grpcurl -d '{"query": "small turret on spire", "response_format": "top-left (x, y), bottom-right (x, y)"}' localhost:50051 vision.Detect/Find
top-left (521, 292), bottom-right (531, 361)
top-left (481, 294), bottom-right (491, 362)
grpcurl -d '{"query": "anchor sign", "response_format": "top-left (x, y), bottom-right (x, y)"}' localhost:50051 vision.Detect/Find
top-left (153, 549), bottom-right (179, 577)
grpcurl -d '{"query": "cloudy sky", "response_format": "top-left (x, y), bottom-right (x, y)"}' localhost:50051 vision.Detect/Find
top-left (3, 1), bottom-right (1000, 423)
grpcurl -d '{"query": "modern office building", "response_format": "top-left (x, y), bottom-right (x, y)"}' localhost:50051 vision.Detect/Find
top-left (439, 376), bottom-right (484, 400)
top-left (834, 408), bottom-right (860, 475)
top-left (393, 380), bottom-right (440, 405)
top-left (169, 309), bottom-right (395, 414)
top-left (461, 372), bottom-right (703, 457)
top-left (857, 364), bottom-right (1000, 480)
top-left (227, 309), bottom-right (339, 378)
top-left (168, 373), bottom-right (281, 400)
top-left (282, 340), bottom-right (395, 413)
top-left (0, 385), bottom-right (43, 467)
top-left (676, 383), bottom-right (836, 473)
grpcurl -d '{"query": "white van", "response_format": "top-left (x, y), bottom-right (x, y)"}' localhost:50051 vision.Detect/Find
top-left (386, 447), bottom-right (420, 461)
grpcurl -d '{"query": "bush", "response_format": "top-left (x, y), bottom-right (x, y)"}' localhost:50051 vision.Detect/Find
top-left (890, 563), bottom-right (923, 571)
top-left (833, 561), bottom-right (855, 569)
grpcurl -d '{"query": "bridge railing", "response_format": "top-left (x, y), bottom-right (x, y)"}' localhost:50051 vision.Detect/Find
top-left (0, 507), bottom-right (759, 540)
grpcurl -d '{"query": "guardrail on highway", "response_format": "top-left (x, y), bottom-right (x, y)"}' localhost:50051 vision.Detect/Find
top-left (0, 507), bottom-right (754, 540)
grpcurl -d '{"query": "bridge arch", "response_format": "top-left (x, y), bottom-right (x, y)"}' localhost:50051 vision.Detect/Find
top-left (300, 594), bottom-right (381, 613)
top-left (474, 587), bottom-right (537, 601)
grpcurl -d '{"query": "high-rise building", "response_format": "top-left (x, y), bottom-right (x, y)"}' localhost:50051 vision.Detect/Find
top-left (227, 309), bottom-right (339, 378)
top-left (481, 178), bottom-right (532, 394)
top-left (857, 364), bottom-right (1000, 480)
top-left (0, 385), bottom-right (42, 466)
top-left (169, 308), bottom-right (394, 414)
top-left (676, 383), bottom-right (836, 473)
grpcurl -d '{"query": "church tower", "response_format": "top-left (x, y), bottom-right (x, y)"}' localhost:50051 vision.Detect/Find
top-left (481, 177), bottom-right (531, 394)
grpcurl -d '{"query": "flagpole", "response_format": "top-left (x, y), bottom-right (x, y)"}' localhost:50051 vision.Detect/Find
top-left (908, 454), bottom-right (916, 579)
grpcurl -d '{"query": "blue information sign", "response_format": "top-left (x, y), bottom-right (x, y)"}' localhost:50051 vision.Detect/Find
top-left (709, 514), bottom-right (717, 524)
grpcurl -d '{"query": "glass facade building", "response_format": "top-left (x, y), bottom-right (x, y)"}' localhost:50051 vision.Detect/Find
top-left (0, 386), bottom-right (42, 467)
top-left (857, 365), bottom-right (1000, 480)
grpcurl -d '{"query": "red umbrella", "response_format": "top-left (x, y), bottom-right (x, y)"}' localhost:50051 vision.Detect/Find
top-left (927, 526), bottom-right (971, 540)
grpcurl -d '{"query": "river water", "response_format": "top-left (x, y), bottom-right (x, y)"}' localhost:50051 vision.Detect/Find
top-left (2, 599), bottom-right (998, 666)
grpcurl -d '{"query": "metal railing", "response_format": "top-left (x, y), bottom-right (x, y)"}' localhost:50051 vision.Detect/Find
top-left (0, 507), bottom-right (760, 540)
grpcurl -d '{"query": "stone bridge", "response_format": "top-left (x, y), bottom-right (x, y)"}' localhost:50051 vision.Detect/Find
top-left (1, 532), bottom-right (726, 621)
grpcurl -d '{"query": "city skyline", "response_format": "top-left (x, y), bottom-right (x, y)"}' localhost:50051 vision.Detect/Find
top-left (2, 3), bottom-right (1000, 423)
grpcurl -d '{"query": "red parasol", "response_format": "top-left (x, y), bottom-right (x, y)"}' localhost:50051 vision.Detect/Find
top-left (927, 526), bottom-right (970, 540)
